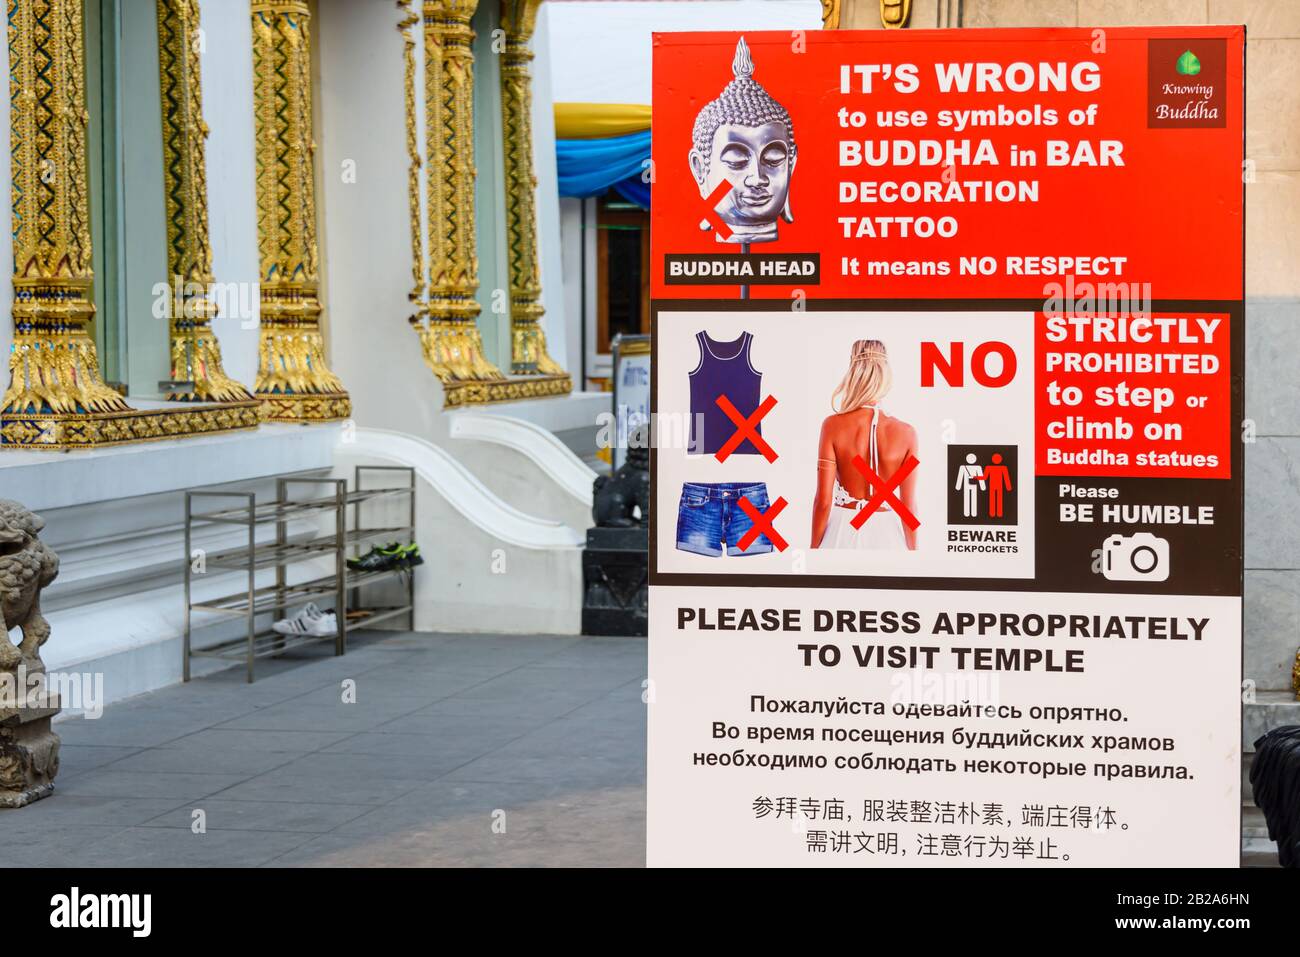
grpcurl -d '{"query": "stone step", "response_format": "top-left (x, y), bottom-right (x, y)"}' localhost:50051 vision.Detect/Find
top-left (1242, 805), bottom-right (1270, 839)
top-left (1241, 836), bottom-right (1279, 868)
top-left (1244, 693), bottom-right (1300, 750)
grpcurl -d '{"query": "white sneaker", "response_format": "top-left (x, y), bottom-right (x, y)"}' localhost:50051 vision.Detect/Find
top-left (273, 605), bottom-right (338, 637)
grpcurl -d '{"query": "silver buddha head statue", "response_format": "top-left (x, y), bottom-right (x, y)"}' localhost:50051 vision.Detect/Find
top-left (688, 37), bottom-right (797, 244)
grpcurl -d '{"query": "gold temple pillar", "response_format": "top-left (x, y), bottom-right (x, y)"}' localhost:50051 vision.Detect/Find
top-left (2, 0), bottom-right (124, 442)
top-left (249, 0), bottom-right (350, 422)
top-left (498, 0), bottom-right (569, 393)
top-left (399, 1), bottom-right (424, 342)
top-left (415, 0), bottom-right (512, 407)
top-left (156, 0), bottom-right (258, 409)
top-left (1, 0), bottom-right (256, 448)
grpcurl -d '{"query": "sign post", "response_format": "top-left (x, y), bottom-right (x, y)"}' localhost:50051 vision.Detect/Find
top-left (648, 26), bottom-right (1245, 867)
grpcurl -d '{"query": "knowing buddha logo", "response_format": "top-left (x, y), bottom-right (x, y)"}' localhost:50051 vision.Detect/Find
top-left (1147, 38), bottom-right (1226, 129)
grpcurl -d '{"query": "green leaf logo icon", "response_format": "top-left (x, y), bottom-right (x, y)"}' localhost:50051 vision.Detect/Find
top-left (1176, 50), bottom-right (1201, 75)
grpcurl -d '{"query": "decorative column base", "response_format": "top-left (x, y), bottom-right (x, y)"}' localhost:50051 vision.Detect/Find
top-left (419, 319), bottom-right (506, 384)
top-left (1, 303), bottom-right (260, 449)
top-left (511, 320), bottom-right (573, 398)
top-left (0, 672), bottom-right (60, 809)
top-left (164, 292), bottom-right (259, 403)
top-left (441, 374), bottom-right (573, 408)
top-left (255, 393), bottom-right (352, 422)
top-left (418, 314), bottom-right (547, 408)
top-left (511, 313), bottom-right (571, 379)
top-left (164, 321), bottom-right (264, 423)
top-left (252, 326), bottom-right (352, 423)
top-left (506, 323), bottom-right (574, 403)
top-left (416, 317), bottom-right (571, 407)
top-left (1, 403), bottom-right (261, 449)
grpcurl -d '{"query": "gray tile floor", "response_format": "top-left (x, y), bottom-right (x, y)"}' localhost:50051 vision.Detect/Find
top-left (0, 632), bottom-right (647, 867)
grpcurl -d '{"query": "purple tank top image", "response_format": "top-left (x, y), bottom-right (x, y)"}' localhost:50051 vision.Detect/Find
top-left (688, 331), bottom-right (762, 455)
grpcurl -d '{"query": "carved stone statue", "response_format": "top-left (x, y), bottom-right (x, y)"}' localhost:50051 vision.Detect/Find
top-left (0, 499), bottom-right (58, 669)
top-left (0, 498), bottom-right (61, 807)
top-left (592, 430), bottom-right (650, 528)
top-left (689, 36), bottom-right (797, 245)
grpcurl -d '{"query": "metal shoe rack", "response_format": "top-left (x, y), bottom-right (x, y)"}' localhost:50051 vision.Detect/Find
top-left (183, 466), bottom-right (416, 683)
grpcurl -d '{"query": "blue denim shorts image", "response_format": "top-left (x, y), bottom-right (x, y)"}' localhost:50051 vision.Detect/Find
top-left (675, 482), bottom-right (775, 557)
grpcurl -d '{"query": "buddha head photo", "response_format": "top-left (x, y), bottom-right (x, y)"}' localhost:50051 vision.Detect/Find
top-left (688, 36), bottom-right (797, 244)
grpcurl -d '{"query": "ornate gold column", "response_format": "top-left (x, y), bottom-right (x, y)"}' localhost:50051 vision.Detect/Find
top-left (250, 0), bottom-right (350, 422)
top-left (498, 0), bottom-right (568, 393)
top-left (157, 0), bottom-right (258, 408)
top-left (2, 0), bottom-right (256, 449)
top-left (2, 0), bottom-right (121, 436)
top-left (416, 0), bottom-right (510, 406)
top-left (399, 1), bottom-right (424, 339)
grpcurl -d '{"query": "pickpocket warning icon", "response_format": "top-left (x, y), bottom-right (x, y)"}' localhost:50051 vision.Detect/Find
top-left (947, 445), bottom-right (1018, 526)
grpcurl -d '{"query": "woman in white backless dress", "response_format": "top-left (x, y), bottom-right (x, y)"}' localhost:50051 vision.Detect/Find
top-left (811, 340), bottom-right (918, 551)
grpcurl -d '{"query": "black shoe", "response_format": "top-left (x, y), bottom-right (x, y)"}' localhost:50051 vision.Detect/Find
top-left (347, 543), bottom-right (401, 572)
top-left (396, 543), bottom-right (425, 568)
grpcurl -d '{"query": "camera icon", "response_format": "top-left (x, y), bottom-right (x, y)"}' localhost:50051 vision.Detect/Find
top-left (1101, 533), bottom-right (1170, 582)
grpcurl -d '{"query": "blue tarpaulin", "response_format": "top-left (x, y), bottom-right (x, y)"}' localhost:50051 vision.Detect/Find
top-left (556, 130), bottom-right (651, 208)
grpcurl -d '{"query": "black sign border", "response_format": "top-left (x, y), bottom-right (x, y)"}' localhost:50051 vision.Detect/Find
top-left (648, 297), bottom-right (1245, 599)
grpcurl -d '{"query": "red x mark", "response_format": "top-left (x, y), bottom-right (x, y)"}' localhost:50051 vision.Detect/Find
top-left (699, 180), bottom-right (735, 240)
top-left (736, 495), bottom-right (788, 552)
top-left (714, 394), bottom-right (777, 463)
top-left (848, 454), bottom-right (920, 531)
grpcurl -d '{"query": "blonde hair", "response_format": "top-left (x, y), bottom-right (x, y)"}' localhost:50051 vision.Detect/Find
top-left (831, 339), bottom-right (892, 412)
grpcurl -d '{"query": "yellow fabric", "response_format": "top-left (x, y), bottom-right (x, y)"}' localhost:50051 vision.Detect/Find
top-left (554, 103), bottom-right (651, 139)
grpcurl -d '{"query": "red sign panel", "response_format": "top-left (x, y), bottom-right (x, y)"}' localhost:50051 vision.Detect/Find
top-left (651, 27), bottom-right (1243, 301)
